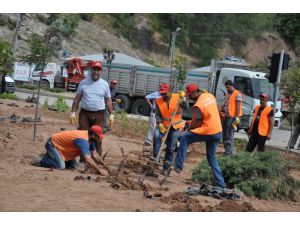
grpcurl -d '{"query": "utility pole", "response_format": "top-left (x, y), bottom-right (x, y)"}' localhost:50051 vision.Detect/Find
top-left (169, 27), bottom-right (180, 92)
top-left (11, 13), bottom-right (24, 58)
top-left (103, 48), bottom-right (115, 81)
top-left (272, 49), bottom-right (284, 113)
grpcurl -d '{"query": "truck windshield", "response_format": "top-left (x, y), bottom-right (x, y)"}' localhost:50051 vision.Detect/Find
top-left (251, 78), bottom-right (276, 100)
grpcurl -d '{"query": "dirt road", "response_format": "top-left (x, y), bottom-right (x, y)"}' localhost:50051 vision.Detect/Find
top-left (0, 98), bottom-right (299, 211)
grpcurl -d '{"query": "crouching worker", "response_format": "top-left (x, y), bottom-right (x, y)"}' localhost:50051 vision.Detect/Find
top-left (174, 83), bottom-right (225, 188)
top-left (39, 125), bottom-right (108, 176)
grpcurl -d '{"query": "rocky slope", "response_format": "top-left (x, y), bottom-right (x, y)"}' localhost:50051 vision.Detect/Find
top-left (0, 13), bottom-right (297, 68)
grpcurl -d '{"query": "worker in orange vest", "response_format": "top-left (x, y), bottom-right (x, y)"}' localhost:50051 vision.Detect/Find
top-left (153, 83), bottom-right (189, 175)
top-left (38, 125), bottom-right (109, 176)
top-left (246, 93), bottom-right (274, 152)
top-left (220, 80), bottom-right (243, 156)
top-left (174, 83), bottom-right (225, 188)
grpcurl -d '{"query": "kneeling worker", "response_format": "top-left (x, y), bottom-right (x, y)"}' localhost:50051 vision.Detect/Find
top-left (174, 83), bottom-right (225, 188)
top-left (39, 125), bottom-right (108, 176)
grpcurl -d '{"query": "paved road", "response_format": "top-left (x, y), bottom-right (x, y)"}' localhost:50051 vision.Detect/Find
top-left (15, 89), bottom-right (300, 154)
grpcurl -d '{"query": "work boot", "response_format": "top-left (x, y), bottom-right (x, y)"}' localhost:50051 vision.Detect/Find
top-left (173, 165), bottom-right (182, 174)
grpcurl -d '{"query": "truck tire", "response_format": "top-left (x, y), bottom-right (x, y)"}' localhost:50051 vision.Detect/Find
top-left (132, 99), bottom-right (151, 116)
top-left (40, 80), bottom-right (50, 90)
top-left (115, 94), bottom-right (132, 113)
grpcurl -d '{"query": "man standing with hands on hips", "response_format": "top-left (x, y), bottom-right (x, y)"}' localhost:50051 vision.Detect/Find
top-left (70, 61), bottom-right (114, 156)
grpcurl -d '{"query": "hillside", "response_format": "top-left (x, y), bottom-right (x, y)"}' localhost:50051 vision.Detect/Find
top-left (0, 13), bottom-right (298, 68)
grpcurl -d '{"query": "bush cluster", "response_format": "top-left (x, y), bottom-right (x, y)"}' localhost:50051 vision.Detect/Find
top-left (191, 151), bottom-right (300, 200)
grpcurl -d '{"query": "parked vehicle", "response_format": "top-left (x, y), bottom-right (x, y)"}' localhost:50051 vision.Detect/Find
top-left (183, 59), bottom-right (282, 129)
top-left (0, 75), bottom-right (15, 94)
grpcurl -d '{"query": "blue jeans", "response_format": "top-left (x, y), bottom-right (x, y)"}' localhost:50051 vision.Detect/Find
top-left (153, 126), bottom-right (180, 171)
top-left (175, 131), bottom-right (225, 188)
top-left (40, 138), bottom-right (67, 169)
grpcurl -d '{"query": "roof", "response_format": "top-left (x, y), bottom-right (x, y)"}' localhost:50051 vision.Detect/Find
top-left (64, 53), bottom-right (154, 67)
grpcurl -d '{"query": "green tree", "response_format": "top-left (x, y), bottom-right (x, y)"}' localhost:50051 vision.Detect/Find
top-left (174, 56), bottom-right (188, 90)
top-left (112, 14), bottom-right (138, 47)
top-left (0, 39), bottom-right (14, 75)
top-left (281, 64), bottom-right (300, 114)
top-left (274, 14), bottom-right (300, 55)
top-left (21, 33), bottom-right (51, 69)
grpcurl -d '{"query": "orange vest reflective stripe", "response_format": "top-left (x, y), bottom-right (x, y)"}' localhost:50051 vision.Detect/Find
top-left (191, 93), bottom-right (222, 135)
top-left (249, 105), bottom-right (273, 136)
top-left (224, 90), bottom-right (243, 117)
top-left (156, 93), bottom-right (184, 130)
top-left (51, 130), bottom-right (89, 161)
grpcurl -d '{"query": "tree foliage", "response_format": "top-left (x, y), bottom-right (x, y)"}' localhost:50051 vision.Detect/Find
top-left (274, 14), bottom-right (300, 55)
top-left (21, 33), bottom-right (51, 68)
top-left (281, 64), bottom-right (300, 115)
top-left (0, 39), bottom-right (14, 75)
top-left (174, 56), bottom-right (188, 90)
top-left (111, 14), bottom-right (138, 48)
top-left (191, 151), bottom-right (300, 200)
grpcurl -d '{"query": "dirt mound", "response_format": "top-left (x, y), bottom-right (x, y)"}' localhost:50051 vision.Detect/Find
top-left (215, 200), bottom-right (255, 212)
top-left (125, 159), bottom-right (160, 177)
top-left (163, 192), bottom-right (255, 212)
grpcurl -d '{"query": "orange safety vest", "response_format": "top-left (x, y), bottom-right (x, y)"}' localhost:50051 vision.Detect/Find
top-left (51, 130), bottom-right (89, 161)
top-left (249, 105), bottom-right (273, 136)
top-left (223, 90), bottom-right (243, 117)
top-left (191, 93), bottom-right (222, 135)
top-left (156, 93), bottom-right (184, 130)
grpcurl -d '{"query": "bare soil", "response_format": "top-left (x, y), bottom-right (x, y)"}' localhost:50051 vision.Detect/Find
top-left (0, 98), bottom-right (299, 211)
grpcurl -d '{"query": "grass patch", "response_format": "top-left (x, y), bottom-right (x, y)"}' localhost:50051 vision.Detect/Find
top-left (112, 110), bottom-right (148, 139)
top-left (18, 83), bottom-right (38, 90)
top-left (191, 151), bottom-right (300, 200)
top-left (43, 96), bottom-right (69, 112)
top-left (0, 92), bottom-right (17, 100)
top-left (49, 88), bottom-right (65, 93)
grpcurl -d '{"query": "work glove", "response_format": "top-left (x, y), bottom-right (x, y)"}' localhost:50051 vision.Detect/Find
top-left (232, 117), bottom-right (240, 131)
top-left (108, 114), bottom-right (114, 128)
top-left (115, 99), bottom-right (122, 104)
top-left (159, 123), bottom-right (167, 134)
top-left (178, 91), bottom-right (187, 102)
top-left (70, 112), bottom-right (76, 125)
top-left (178, 91), bottom-right (185, 98)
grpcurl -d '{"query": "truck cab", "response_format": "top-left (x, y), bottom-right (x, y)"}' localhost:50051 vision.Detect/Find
top-left (215, 68), bottom-right (282, 129)
top-left (31, 63), bottom-right (64, 90)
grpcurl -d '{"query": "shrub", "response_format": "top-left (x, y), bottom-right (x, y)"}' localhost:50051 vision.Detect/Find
top-left (80, 14), bottom-right (95, 22)
top-left (0, 92), bottom-right (17, 100)
top-left (191, 151), bottom-right (300, 200)
top-left (42, 97), bottom-right (49, 109)
top-left (49, 88), bottom-right (65, 93)
top-left (116, 110), bottom-right (128, 130)
top-left (18, 83), bottom-right (38, 90)
top-left (50, 96), bottom-right (69, 112)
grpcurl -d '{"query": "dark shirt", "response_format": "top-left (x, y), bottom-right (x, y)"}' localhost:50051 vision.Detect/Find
top-left (110, 87), bottom-right (117, 101)
top-left (252, 106), bottom-right (274, 134)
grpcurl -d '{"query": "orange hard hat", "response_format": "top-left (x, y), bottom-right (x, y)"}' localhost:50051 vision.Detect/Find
top-left (159, 83), bottom-right (170, 94)
top-left (185, 83), bottom-right (199, 97)
top-left (89, 125), bottom-right (104, 138)
top-left (91, 61), bottom-right (102, 70)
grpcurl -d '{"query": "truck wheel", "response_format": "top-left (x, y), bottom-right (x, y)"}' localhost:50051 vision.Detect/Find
top-left (132, 99), bottom-right (150, 116)
top-left (115, 94), bottom-right (132, 113)
top-left (40, 80), bottom-right (50, 90)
